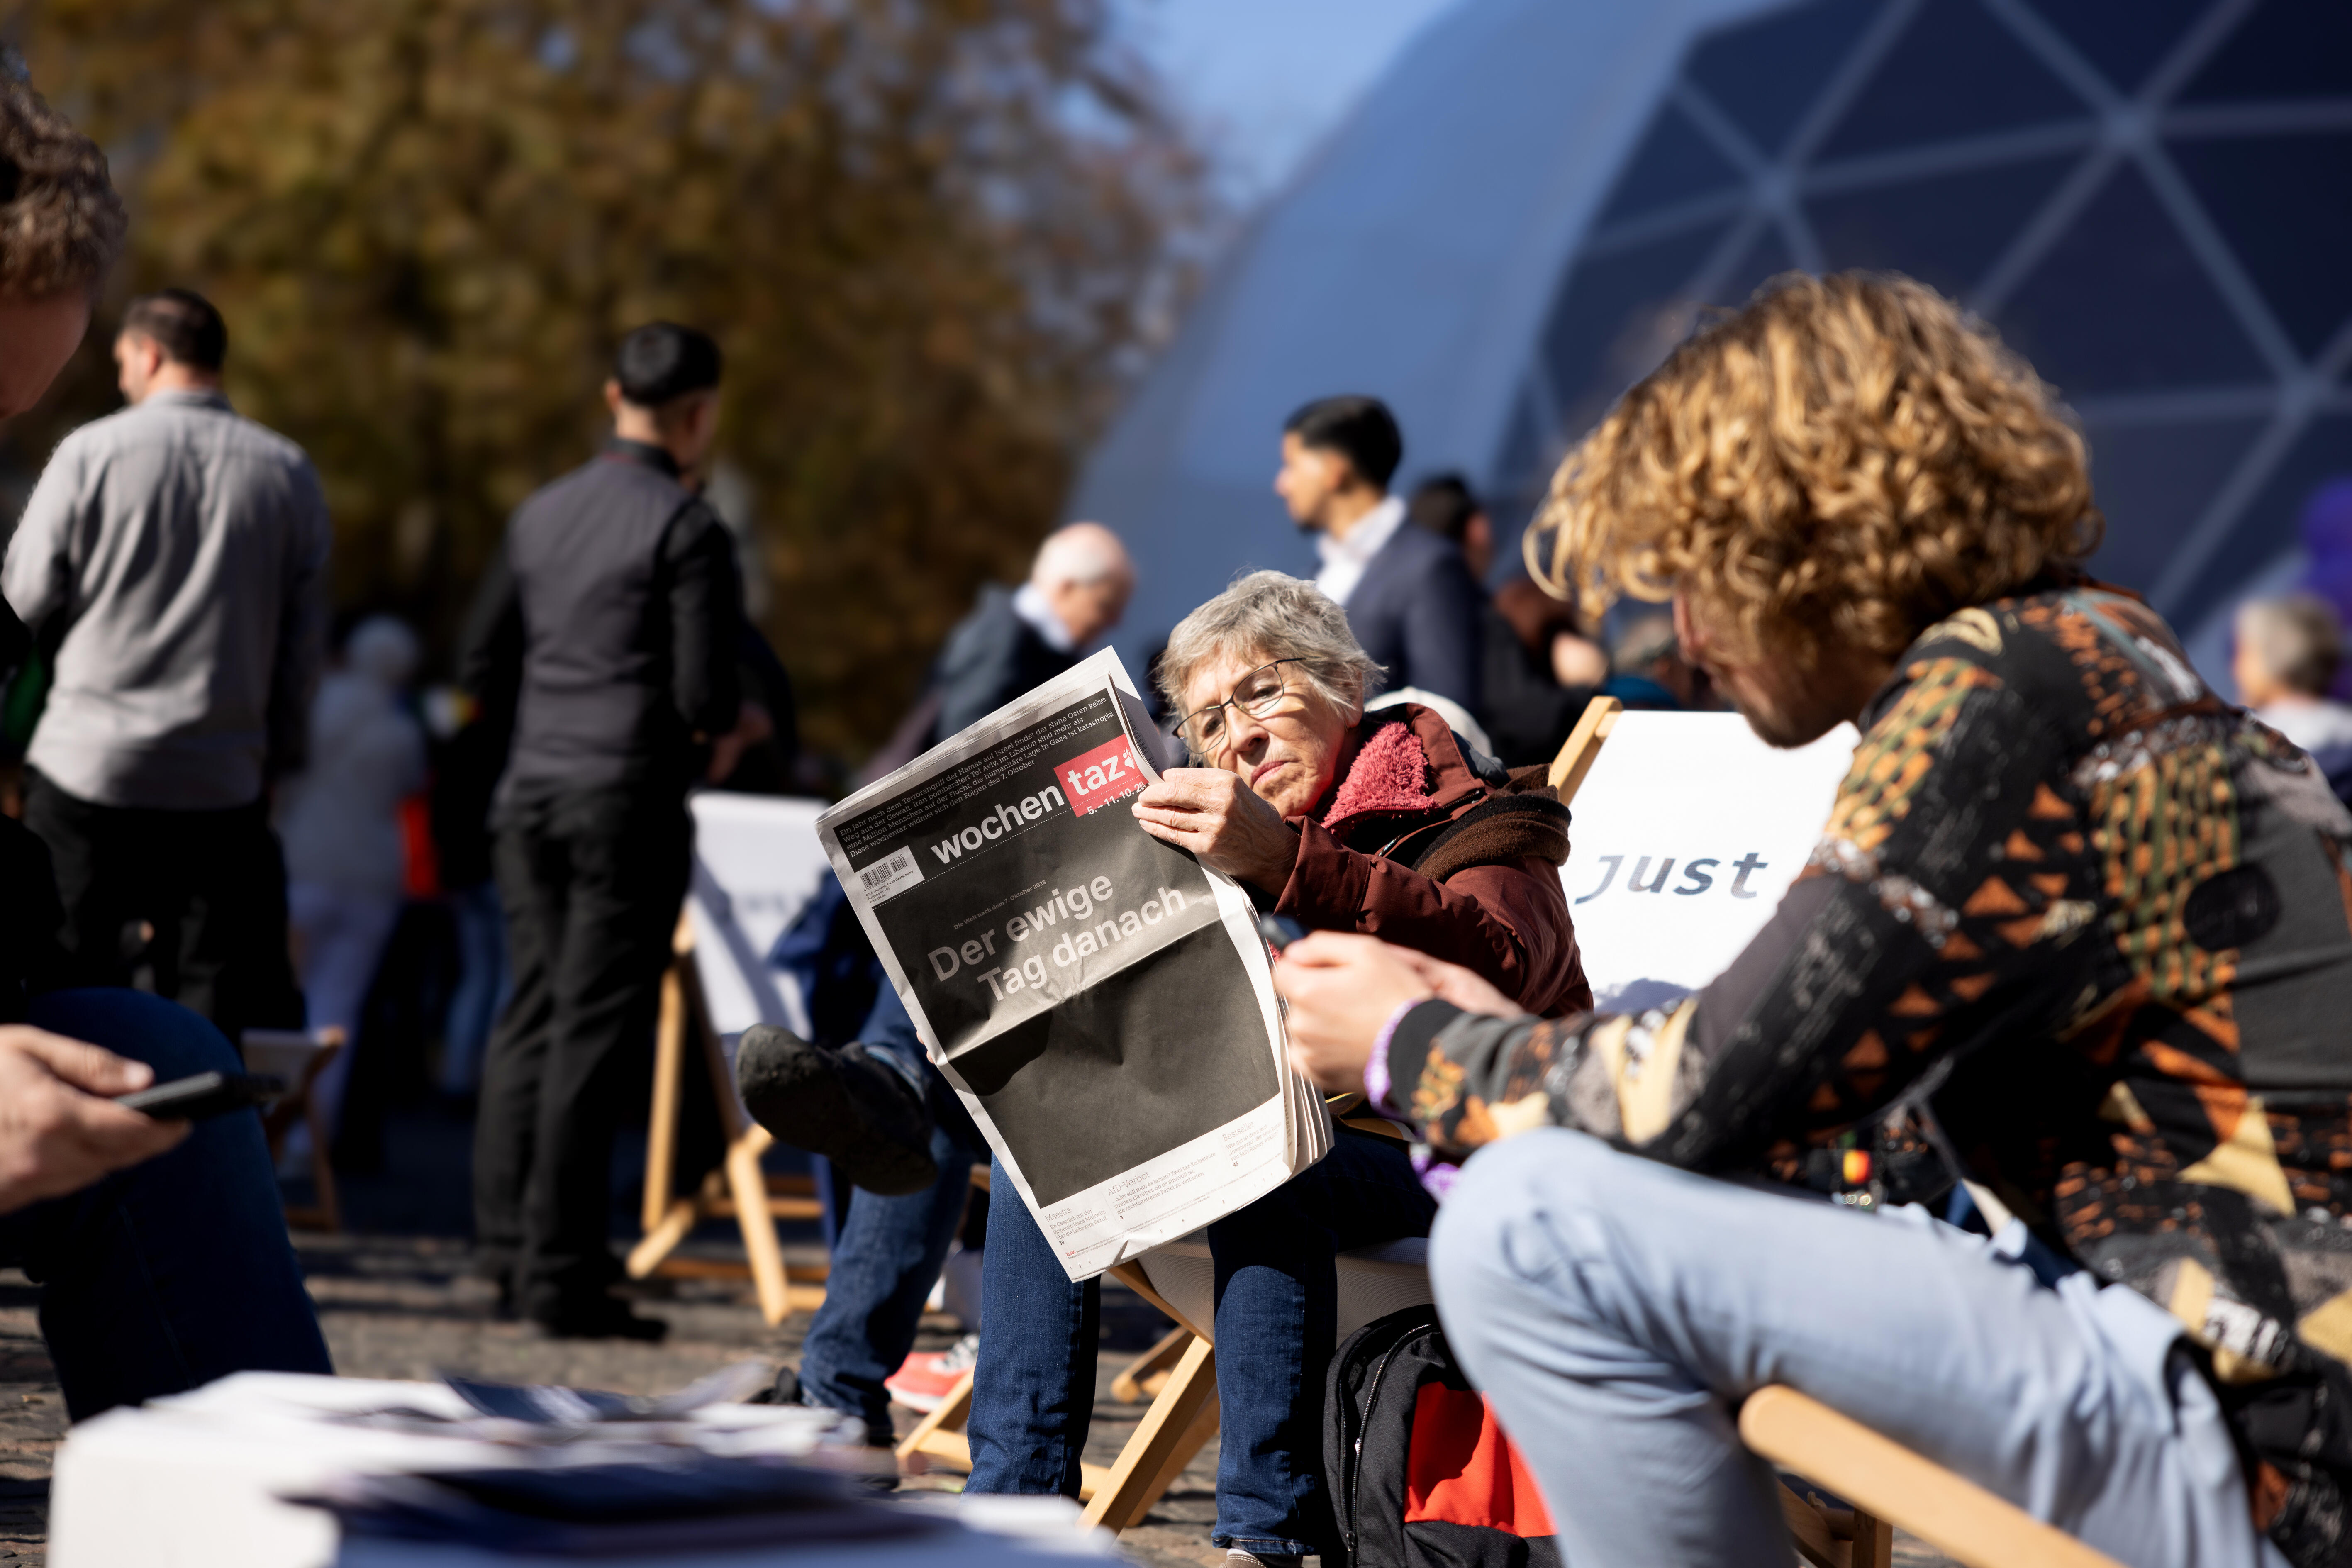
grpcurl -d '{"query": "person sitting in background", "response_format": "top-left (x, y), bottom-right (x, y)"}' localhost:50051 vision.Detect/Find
top-left (1408, 473), bottom-right (1605, 766)
top-left (1603, 609), bottom-right (1712, 710)
top-left (0, 78), bottom-right (331, 1419)
top-left (1275, 272), bottom-right (2338, 1568)
top-left (856, 522), bottom-right (1136, 788)
top-left (2234, 592), bottom-right (2352, 801)
top-left (278, 615), bottom-right (428, 1161)
top-left (1280, 397), bottom-right (1484, 717)
top-left (737, 521), bottom-right (1133, 1447)
top-left (965, 571), bottom-right (1586, 1568)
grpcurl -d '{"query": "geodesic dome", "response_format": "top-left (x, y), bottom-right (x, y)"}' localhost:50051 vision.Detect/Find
top-left (1497, 0), bottom-right (2352, 661)
top-left (1075, 0), bottom-right (2352, 683)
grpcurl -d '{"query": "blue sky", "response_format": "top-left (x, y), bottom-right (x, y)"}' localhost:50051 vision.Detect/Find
top-left (1119, 0), bottom-right (1467, 205)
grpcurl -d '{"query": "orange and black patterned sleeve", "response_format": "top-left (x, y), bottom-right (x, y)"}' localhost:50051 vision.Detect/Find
top-left (1390, 643), bottom-right (2107, 1174)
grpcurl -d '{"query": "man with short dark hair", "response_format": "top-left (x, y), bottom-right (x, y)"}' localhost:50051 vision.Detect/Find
top-left (464, 321), bottom-right (747, 1340)
top-left (5, 281), bottom-right (323, 1044)
top-left (1276, 396), bottom-right (1481, 713)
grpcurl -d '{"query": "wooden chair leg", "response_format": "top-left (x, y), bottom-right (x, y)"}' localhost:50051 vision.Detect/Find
top-left (642, 956), bottom-right (687, 1235)
top-left (1082, 1335), bottom-right (1218, 1534)
top-left (895, 1370), bottom-right (975, 1468)
top-left (303, 1082), bottom-right (340, 1234)
top-left (1112, 1325), bottom-right (1193, 1403)
top-left (725, 1126), bottom-right (792, 1325)
top-left (1850, 1506), bottom-right (1894, 1568)
top-left (1743, 1386), bottom-right (2124, 1568)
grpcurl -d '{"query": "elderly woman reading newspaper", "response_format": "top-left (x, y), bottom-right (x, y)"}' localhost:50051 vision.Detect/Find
top-left (961, 571), bottom-right (1586, 1568)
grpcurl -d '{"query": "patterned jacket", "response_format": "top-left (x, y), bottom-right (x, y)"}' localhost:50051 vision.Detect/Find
top-left (1387, 586), bottom-right (2352, 1566)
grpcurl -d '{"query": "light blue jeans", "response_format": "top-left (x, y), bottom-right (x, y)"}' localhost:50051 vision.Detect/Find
top-left (1433, 1128), bottom-right (2289, 1568)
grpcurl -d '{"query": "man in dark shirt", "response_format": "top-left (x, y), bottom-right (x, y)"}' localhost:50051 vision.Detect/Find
top-left (463, 322), bottom-right (745, 1339)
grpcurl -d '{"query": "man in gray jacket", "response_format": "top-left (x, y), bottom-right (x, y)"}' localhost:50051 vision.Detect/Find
top-left (3, 288), bottom-right (327, 1043)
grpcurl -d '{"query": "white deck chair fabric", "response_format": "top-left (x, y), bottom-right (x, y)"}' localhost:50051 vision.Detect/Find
top-left (681, 792), bottom-right (834, 1100)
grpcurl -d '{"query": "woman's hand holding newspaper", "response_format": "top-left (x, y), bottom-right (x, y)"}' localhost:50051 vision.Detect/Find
top-left (1273, 932), bottom-right (1519, 1095)
top-left (1131, 768), bottom-right (1298, 893)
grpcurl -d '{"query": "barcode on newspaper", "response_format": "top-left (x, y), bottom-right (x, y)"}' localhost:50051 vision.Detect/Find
top-left (857, 845), bottom-right (924, 904)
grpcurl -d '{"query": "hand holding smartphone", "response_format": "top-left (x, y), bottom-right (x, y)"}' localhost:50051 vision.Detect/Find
top-left (115, 1070), bottom-right (284, 1121)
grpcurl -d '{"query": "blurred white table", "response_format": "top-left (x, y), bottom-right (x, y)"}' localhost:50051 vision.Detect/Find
top-left (51, 1373), bottom-right (1112, 1568)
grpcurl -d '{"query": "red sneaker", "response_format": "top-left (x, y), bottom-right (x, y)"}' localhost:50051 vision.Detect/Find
top-left (885, 1331), bottom-right (979, 1412)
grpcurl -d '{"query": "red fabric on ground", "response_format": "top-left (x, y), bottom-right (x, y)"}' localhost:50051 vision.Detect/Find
top-left (1402, 1383), bottom-right (1556, 1537)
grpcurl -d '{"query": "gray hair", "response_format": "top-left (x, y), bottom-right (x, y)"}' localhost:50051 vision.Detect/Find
top-left (2238, 593), bottom-right (2343, 697)
top-left (1157, 571), bottom-right (1381, 748)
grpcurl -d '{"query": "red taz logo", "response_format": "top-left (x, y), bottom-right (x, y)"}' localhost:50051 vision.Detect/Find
top-left (1058, 737), bottom-right (1146, 817)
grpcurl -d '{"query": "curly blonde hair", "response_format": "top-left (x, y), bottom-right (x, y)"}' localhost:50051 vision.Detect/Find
top-left (1525, 272), bottom-right (2103, 665)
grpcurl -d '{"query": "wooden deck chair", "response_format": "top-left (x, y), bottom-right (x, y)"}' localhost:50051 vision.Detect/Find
top-left (244, 1026), bottom-right (347, 1233)
top-left (626, 793), bottom-right (838, 1325)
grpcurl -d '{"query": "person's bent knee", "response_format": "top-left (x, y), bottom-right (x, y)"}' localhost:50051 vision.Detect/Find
top-left (1431, 1129), bottom-right (1626, 1338)
top-left (26, 988), bottom-right (240, 1080)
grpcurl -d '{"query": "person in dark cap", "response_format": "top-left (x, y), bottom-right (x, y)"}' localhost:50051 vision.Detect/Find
top-left (462, 322), bottom-right (749, 1340)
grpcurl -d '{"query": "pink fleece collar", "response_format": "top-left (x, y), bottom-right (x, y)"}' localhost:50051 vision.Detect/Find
top-left (1319, 720), bottom-right (1434, 836)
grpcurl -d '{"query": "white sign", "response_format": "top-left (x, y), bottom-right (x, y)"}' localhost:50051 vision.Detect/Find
top-left (1561, 712), bottom-right (1857, 1011)
top-left (684, 793), bottom-right (835, 1041)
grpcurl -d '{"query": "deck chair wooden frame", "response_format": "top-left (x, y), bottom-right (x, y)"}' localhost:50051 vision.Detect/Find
top-left (891, 1258), bottom-right (1191, 1524)
top-left (626, 912), bottom-right (829, 1325)
top-left (245, 1026), bottom-right (347, 1233)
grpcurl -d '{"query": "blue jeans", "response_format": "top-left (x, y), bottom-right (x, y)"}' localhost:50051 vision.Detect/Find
top-left (0, 990), bottom-right (333, 1419)
top-left (1434, 1128), bottom-right (2287, 1568)
top-left (437, 880), bottom-right (508, 1096)
top-left (796, 986), bottom-right (987, 1445)
top-left (968, 1127), bottom-right (1436, 1557)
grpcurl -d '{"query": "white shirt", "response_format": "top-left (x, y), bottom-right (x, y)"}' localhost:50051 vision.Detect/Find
top-left (1011, 581), bottom-right (1077, 653)
top-left (1311, 495), bottom-right (1406, 607)
top-left (2259, 697), bottom-right (2352, 756)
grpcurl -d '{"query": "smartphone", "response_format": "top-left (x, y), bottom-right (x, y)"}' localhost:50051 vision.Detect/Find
top-left (1257, 914), bottom-right (1309, 953)
top-left (115, 1070), bottom-right (285, 1121)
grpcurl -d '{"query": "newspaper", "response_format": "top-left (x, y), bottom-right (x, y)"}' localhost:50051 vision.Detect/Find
top-left (817, 649), bottom-right (1332, 1279)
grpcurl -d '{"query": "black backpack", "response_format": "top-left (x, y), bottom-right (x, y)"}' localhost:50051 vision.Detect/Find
top-left (1324, 1305), bottom-right (1561, 1567)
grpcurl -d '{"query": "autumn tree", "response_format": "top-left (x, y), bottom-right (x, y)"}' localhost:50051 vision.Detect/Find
top-left (2, 0), bottom-right (1206, 760)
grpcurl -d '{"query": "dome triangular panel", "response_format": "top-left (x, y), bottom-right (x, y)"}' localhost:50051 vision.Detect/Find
top-left (2177, 0), bottom-right (2352, 103)
top-left (2170, 132), bottom-right (2352, 359)
top-left (1995, 160), bottom-right (2268, 393)
top-left (1816, 0), bottom-right (2090, 161)
top-left (1805, 153), bottom-right (2080, 298)
top-left (2025, 0), bottom-right (2212, 96)
top-left (1596, 105), bottom-right (1747, 226)
top-left (1686, 0), bottom-right (1878, 157)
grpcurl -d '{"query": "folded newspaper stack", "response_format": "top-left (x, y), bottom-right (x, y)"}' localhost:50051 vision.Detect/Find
top-left (819, 649), bottom-right (1333, 1279)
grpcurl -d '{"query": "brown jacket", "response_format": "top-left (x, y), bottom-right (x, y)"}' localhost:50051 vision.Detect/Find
top-left (1272, 704), bottom-right (1588, 1017)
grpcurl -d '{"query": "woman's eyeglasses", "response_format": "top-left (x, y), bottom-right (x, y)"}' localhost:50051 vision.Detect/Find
top-left (1178, 659), bottom-right (1306, 755)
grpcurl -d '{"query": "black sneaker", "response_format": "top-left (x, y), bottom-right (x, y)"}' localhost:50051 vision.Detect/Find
top-left (734, 1027), bottom-right (938, 1196)
top-left (528, 1296), bottom-right (670, 1343)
